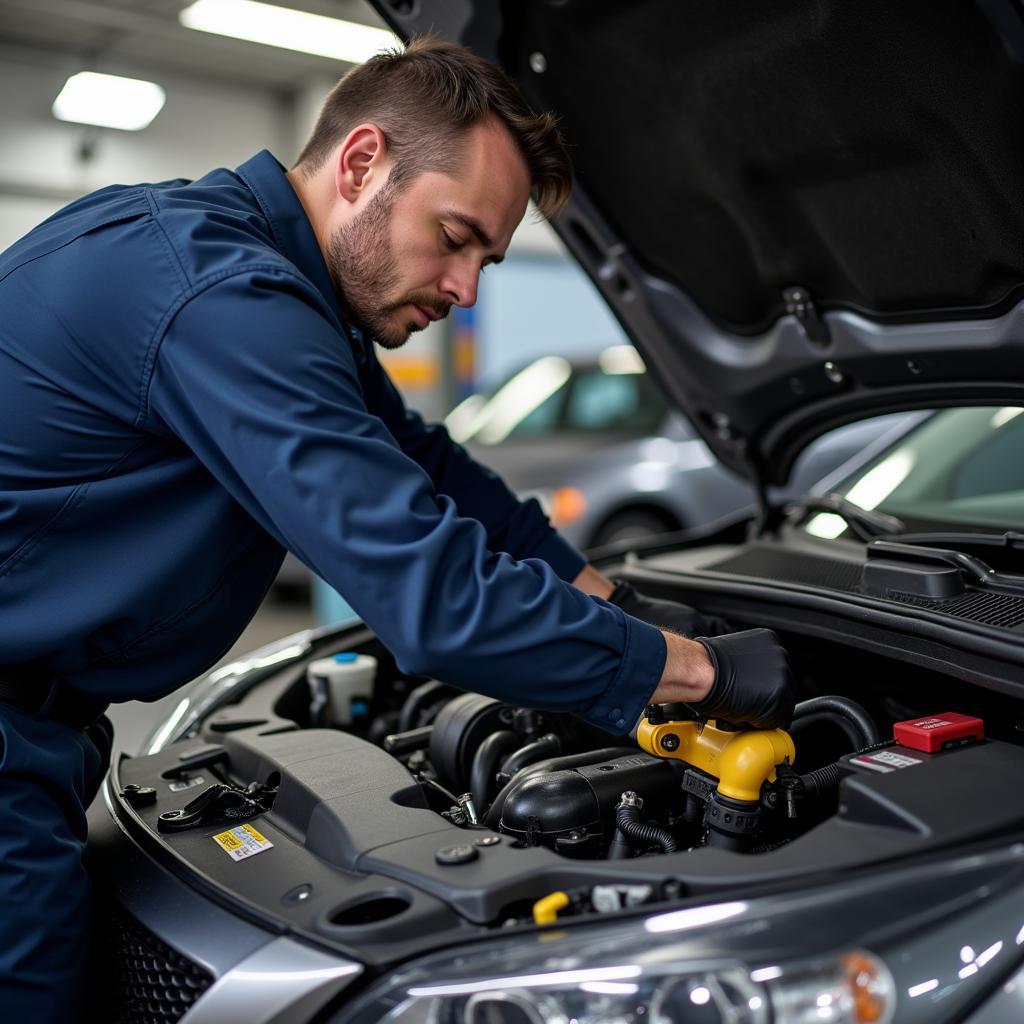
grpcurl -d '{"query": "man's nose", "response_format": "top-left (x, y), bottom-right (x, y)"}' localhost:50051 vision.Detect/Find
top-left (441, 262), bottom-right (480, 308)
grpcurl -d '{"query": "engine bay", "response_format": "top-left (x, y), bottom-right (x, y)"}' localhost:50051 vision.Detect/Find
top-left (106, 604), bottom-right (1024, 963)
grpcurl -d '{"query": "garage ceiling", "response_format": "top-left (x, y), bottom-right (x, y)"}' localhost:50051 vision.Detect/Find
top-left (0, 0), bottom-right (391, 92)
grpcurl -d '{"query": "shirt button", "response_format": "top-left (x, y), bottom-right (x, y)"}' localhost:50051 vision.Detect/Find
top-left (616, 719), bottom-right (626, 729)
top-left (609, 707), bottom-right (622, 720)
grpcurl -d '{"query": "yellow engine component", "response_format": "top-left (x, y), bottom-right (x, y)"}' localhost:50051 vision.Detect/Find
top-left (532, 890), bottom-right (571, 926)
top-left (635, 718), bottom-right (795, 803)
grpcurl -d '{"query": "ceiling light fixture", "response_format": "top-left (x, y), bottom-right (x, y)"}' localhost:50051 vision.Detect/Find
top-left (179, 0), bottom-right (397, 64)
top-left (52, 72), bottom-right (166, 131)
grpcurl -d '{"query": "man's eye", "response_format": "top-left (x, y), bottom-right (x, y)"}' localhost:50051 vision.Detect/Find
top-left (441, 230), bottom-right (463, 251)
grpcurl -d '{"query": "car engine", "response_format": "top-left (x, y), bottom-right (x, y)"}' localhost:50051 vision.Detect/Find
top-left (302, 646), bottom-right (982, 864)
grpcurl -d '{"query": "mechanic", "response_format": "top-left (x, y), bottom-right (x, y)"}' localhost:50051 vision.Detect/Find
top-left (0, 37), bottom-right (794, 1021)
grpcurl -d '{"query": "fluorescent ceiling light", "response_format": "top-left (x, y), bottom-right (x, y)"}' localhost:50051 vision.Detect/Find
top-left (52, 72), bottom-right (166, 131)
top-left (179, 0), bottom-right (397, 63)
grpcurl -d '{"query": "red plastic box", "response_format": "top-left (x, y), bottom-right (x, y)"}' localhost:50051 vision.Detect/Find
top-left (893, 712), bottom-right (984, 753)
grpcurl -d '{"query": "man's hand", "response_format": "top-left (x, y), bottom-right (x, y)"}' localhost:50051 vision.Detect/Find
top-left (608, 579), bottom-right (731, 637)
top-left (573, 568), bottom-right (794, 730)
top-left (652, 628), bottom-right (795, 731)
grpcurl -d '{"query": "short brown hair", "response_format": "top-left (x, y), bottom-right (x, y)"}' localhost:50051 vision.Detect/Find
top-left (294, 36), bottom-right (572, 219)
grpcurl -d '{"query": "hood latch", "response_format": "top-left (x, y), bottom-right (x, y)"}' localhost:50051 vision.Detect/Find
top-left (784, 287), bottom-right (830, 346)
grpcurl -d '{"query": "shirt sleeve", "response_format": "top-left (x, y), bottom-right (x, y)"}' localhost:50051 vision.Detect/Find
top-left (146, 268), bottom-right (665, 733)
top-left (356, 341), bottom-right (586, 583)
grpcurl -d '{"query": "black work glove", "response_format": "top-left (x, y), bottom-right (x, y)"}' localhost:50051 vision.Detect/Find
top-left (690, 628), bottom-right (795, 731)
top-left (609, 580), bottom-right (732, 637)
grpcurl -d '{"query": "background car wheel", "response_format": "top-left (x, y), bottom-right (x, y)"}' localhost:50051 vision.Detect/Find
top-left (590, 508), bottom-right (680, 547)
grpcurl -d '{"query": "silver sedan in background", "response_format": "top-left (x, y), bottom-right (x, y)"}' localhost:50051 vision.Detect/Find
top-left (448, 346), bottom-right (915, 549)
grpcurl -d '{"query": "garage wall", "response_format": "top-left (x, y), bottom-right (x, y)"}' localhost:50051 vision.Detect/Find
top-left (475, 253), bottom-right (628, 390)
top-left (0, 56), bottom-right (294, 248)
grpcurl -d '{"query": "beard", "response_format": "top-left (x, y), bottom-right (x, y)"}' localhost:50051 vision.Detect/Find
top-left (326, 182), bottom-right (450, 350)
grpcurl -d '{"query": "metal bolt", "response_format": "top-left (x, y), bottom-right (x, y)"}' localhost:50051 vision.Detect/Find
top-left (824, 361), bottom-right (844, 384)
top-left (710, 411), bottom-right (732, 440)
top-left (529, 52), bottom-right (547, 73)
top-left (436, 844), bottom-right (478, 865)
top-left (660, 733), bottom-right (680, 752)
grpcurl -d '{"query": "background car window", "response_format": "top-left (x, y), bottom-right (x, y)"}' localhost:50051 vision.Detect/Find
top-left (562, 368), bottom-right (666, 433)
top-left (505, 383), bottom-right (567, 437)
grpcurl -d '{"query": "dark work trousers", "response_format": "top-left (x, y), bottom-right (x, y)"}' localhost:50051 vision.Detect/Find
top-left (0, 705), bottom-right (112, 1022)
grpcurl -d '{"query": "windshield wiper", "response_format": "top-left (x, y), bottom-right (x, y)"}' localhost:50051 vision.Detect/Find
top-left (784, 492), bottom-right (906, 542)
top-left (894, 530), bottom-right (1024, 552)
top-left (865, 539), bottom-right (1024, 599)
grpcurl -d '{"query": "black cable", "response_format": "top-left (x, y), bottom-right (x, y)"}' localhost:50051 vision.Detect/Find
top-left (789, 710), bottom-right (864, 752)
top-left (798, 761), bottom-right (841, 800)
top-left (794, 695), bottom-right (879, 747)
top-left (796, 738), bottom-right (892, 807)
top-left (614, 803), bottom-right (679, 854)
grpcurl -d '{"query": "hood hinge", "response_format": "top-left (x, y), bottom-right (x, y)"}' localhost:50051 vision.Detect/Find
top-left (784, 286), bottom-right (831, 346)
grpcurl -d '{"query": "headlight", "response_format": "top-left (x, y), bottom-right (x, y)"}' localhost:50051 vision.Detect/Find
top-left (338, 844), bottom-right (1024, 1024)
top-left (340, 899), bottom-right (894, 1024)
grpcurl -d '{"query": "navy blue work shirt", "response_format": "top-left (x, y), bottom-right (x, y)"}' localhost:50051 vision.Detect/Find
top-left (0, 150), bottom-right (666, 733)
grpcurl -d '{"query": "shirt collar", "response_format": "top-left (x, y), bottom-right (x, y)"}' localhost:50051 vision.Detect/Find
top-left (234, 150), bottom-right (368, 357)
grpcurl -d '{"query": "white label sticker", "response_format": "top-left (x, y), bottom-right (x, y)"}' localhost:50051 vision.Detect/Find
top-left (212, 823), bottom-right (274, 861)
top-left (872, 750), bottom-right (923, 768)
top-left (850, 750), bottom-right (923, 773)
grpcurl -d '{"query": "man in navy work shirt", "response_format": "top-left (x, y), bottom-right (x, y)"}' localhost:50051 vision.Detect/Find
top-left (0, 37), bottom-right (794, 1019)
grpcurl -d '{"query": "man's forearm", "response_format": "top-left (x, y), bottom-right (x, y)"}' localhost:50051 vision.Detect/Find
top-left (651, 630), bottom-right (715, 704)
top-left (571, 564), bottom-right (715, 704)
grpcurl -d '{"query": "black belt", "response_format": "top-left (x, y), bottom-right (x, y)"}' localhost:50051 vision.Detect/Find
top-left (0, 664), bottom-right (109, 731)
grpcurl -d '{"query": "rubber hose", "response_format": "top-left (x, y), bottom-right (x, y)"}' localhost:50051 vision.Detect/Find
top-left (790, 710), bottom-right (864, 752)
top-left (399, 681), bottom-right (457, 732)
top-left (496, 733), bottom-right (562, 787)
top-left (484, 746), bottom-right (636, 830)
top-left (614, 804), bottom-right (679, 854)
top-left (799, 761), bottom-right (841, 801)
top-left (469, 730), bottom-right (519, 811)
top-left (798, 737), bottom-right (893, 805)
top-left (794, 695), bottom-right (879, 747)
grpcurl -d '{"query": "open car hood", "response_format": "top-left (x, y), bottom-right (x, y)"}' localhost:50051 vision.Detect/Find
top-left (371, 0), bottom-right (1024, 485)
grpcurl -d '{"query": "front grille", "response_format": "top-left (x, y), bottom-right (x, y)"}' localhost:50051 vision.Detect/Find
top-left (701, 547), bottom-right (863, 592)
top-left (91, 911), bottom-right (213, 1023)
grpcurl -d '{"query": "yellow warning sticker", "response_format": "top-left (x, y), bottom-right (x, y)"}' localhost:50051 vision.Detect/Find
top-left (212, 823), bottom-right (274, 861)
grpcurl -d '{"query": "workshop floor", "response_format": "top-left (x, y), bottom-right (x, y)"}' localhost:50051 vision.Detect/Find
top-left (106, 591), bottom-right (315, 755)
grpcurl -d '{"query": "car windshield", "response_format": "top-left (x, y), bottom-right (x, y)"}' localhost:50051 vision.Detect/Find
top-left (803, 406), bottom-right (1024, 539)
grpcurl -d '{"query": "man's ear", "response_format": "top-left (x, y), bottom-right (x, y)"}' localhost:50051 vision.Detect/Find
top-left (335, 124), bottom-right (388, 203)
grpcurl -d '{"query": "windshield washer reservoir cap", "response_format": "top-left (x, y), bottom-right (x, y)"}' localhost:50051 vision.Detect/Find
top-left (894, 712), bottom-right (984, 753)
